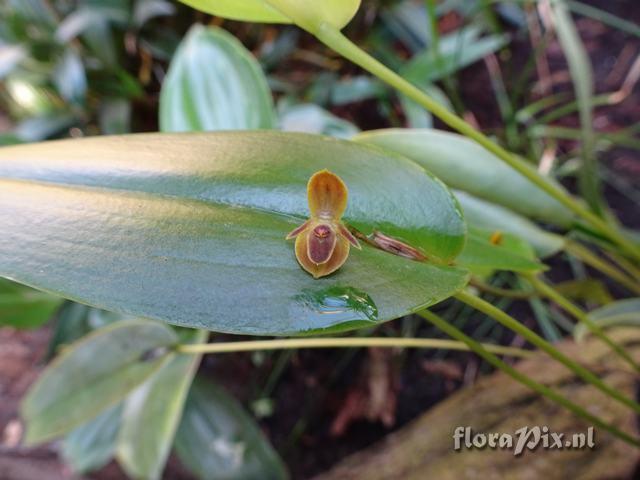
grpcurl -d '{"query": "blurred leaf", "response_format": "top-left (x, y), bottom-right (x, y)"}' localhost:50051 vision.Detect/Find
top-left (61, 404), bottom-right (122, 474)
top-left (21, 319), bottom-right (178, 445)
top-left (356, 128), bottom-right (575, 227)
top-left (567, 1), bottom-right (640, 38)
top-left (160, 25), bottom-right (276, 132)
top-left (456, 227), bottom-right (545, 275)
top-left (56, 8), bottom-right (120, 67)
top-left (133, 0), bottom-right (176, 27)
top-left (99, 98), bottom-right (131, 134)
top-left (330, 76), bottom-right (386, 106)
top-left (5, 76), bottom-right (59, 117)
top-left (401, 26), bottom-right (509, 83)
top-left (53, 50), bottom-right (87, 104)
top-left (178, 0), bottom-right (360, 31)
top-left (0, 280), bottom-right (62, 329)
top-left (259, 28), bottom-right (299, 69)
top-left (47, 303), bottom-right (132, 358)
top-left (379, 0), bottom-right (431, 52)
top-left (455, 190), bottom-right (565, 258)
top-left (496, 3), bottom-right (527, 28)
top-left (178, 0), bottom-right (289, 24)
top-left (56, 8), bottom-right (104, 43)
top-left (117, 329), bottom-right (206, 480)
top-left (139, 28), bottom-right (181, 60)
top-left (6, 0), bottom-right (56, 26)
top-left (175, 376), bottom-right (288, 480)
top-left (0, 132), bottom-right (468, 335)
top-left (14, 113), bottom-right (77, 141)
top-left (550, 0), bottom-right (602, 212)
top-left (555, 279), bottom-right (613, 307)
top-left (400, 83), bottom-right (452, 129)
top-left (0, 133), bottom-right (23, 145)
top-left (90, 68), bottom-right (143, 99)
top-left (575, 299), bottom-right (640, 342)
top-left (278, 101), bottom-right (359, 138)
top-left (0, 43), bottom-right (26, 79)
top-left (82, 19), bottom-right (118, 67)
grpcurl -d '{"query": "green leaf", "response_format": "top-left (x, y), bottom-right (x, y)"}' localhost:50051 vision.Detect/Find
top-left (47, 303), bottom-right (131, 358)
top-left (399, 83), bottom-right (452, 129)
top-left (0, 279), bottom-right (62, 329)
top-left (551, 0), bottom-right (602, 212)
top-left (356, 128), bottom-right (575, 227)
top-left (0, 131), bottom-right (468, 335)
top-left (175, 376), bottom-right (288, 480)
top-left (401, 27), bottom-right (509, 83)
top-left (20, 319), bottom-right (178, 445)
top-left (160, 25), bottom-right (276, 132)
top-left (61, 404), bottom-right (122, 474)
top-left (454, 190), bottom-right (565, 258)
top-left (116, 329), bottom-right (207, 480)
top-left (574, 299), bottom-right (640, 342)
top-left (0, 44), bottom-right (27, 80)
top-left (278, 101), bottom-right (359, 139)
top-left (456, 227), bottom-right (545, 274)
top-left (53, 50), bottom-right (87, 104)
top-left (555, 279), bottom-right (613, 307)
top-left (178, 0), bottom-right (360, 31)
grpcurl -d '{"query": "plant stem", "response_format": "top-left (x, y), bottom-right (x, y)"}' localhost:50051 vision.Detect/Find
top-left (314, 23), bottom-right (640, 262)
top-left (606, 250), bottom-right (640, 281)
top-left (175, 336), bottom-right (532, 358)
top-left (565, 240), bottom-right (640, 294)
top-left (419, 309), bottom-right (640, 448)
top-left (454, 289), bottom-right (640, 414)
top-left (524, 273), bottom-right (640, 372)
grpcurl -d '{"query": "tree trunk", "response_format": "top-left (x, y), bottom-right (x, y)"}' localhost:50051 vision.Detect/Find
top-left (316, 328), bottom-right (640, 480)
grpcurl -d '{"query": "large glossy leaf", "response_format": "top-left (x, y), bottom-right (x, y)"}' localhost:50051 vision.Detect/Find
top-left (160, 25), bottom-right (276, 132)
top-left (21, 319), bottom-right (178, 444)
top-left (454, 191), bottom-right (565, 258)
top-left (0, 279), bottom-right (63, 329)
top-left (116, 329), bottom-right (207, 480)
top-left (175, 376), bottom-right (288, 480)
top-left (0, 132), bottom-right (468, 335)
top-left (356, 128), bottom-right (575, 227)
top-left (178, 0), bottom-right (360, 31)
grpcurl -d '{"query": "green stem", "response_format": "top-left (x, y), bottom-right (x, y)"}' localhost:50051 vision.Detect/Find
top-left (314, 23), bottom-right (640, 262)
top-left (454, 289), bottom-right (640, 414)
top-left (606, 250), bottom-right (640, 281)
top-left (524, 273), bottom-right (640, 373)
top-left (175, 336), bottom-right (532, 358)
top-left (419, 310), bottom-right (640, 448)
top-left (565, 240), bottom-right (640, 295)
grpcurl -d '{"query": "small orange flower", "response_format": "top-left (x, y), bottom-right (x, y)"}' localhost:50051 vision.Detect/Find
top-left (287, 170), bottom-right (360, 278)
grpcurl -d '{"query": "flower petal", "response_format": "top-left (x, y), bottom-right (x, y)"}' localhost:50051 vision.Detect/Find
top-left (337, 223), bottom-right (361, 249)
top-left (307, 169), bottom-right (348, 219)
top-left (286, 219), bottom-right (311, 239)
